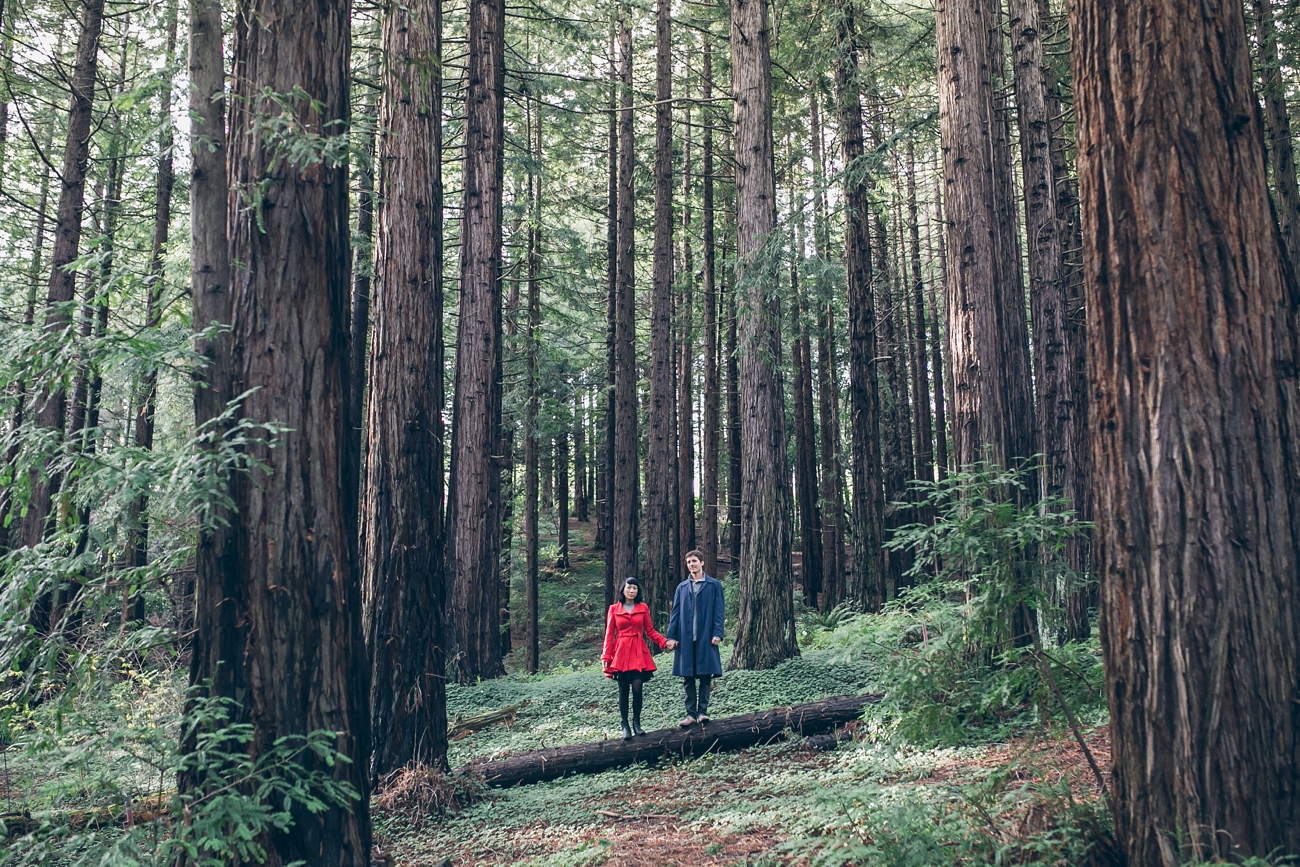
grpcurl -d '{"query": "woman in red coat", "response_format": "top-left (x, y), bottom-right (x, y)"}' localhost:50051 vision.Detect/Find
top-left (602, 577), bottom-right (675, 739)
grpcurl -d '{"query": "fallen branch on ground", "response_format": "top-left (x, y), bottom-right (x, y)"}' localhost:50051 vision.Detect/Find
top-left (447, 702), bottom-right (530, 741)
top-left (464, 693), bottom-right (880, 787)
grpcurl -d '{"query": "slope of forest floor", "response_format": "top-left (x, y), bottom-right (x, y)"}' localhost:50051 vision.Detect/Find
top-left (373, 526), bottom-right (1114, 867)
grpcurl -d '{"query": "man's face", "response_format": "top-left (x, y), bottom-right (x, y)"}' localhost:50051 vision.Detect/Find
top-left (686, 555), bottom-right (704, 577)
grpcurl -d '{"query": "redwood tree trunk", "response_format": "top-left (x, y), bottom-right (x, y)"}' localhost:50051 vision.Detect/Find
top-left (224, 0), bottom-right (370, 859)
top-left (1010, 0), bottom-right (1075, 515)
top-left (182, 0), bottom-right (243, 736)
top-left (678, 92), bottom-right (697, 558)
top-left (447, 0), bottom-right (507, 682)
top-left (1073, 0), bottom-right (1300, 860)
top-left (729, 0), bottom-right (797, 670)
top-left (524, 171), bottom-right (540, 672)
top-left (935, 0), bottom-right (1022, 472)
top-left (363, 0), bottom-right (447, 782)
top-left (611, 13), bottom-right (639, 588)
top-left (700, 39), bottom-right (721, 578)
top-left (811, 91), bottom-right (846, 610)
top-left (836, 0), bottom-right (885, 611)
top-left (905, 140), bottom-right (934, 490)
top-left (644, 0), bottom-right (676, 621)
top-left (19, 0), bottom-right (105, 551)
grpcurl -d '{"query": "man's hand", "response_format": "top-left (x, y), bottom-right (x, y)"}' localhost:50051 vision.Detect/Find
top-left (711, 637), bottom-right (721, 646)
top-left (666, 640), bottom-right (679, 650)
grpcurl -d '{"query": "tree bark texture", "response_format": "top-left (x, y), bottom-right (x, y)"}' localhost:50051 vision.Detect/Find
top-left (1073, 0), bottom-right (1300, 859)
top-left (447, 0), bottom-right (506, 682)
top-left (224, 0), bottom-right (370, 860)
top-left (836, 0), bottom-right (884, 612)
top-left (644, 0), bottom-right (677, 623)
top-left (905, 141), bottom-right (934, 489)
top-left (811, 90), bottom-right (847, 610)
top-left (1010, 0), bottom-right (1076, 515)
top-left (679, 93), bottom-right (697, 558)
top-left (363, 0), bottom-right (447, 783)
top-left (524, 183), bottom-right (540, 673)
top-left (791, 238), bottom-right (822, 608)
top-left (700, 40), bottom-right (721, 578)
top-left (183, 0), bottom-right (243, 740)
top-left (19, 0), bottom-right (105, 551)
top-left (574, 390), bottom-right (588, 523)
top-left (612, 13), bottom-right (639, 588)
top-left (928, 175), bottom-right (949, 479)
top-left (729, 0), bottom-right (798, 670)
top-left (936, 0), bottom-right (1029, 472)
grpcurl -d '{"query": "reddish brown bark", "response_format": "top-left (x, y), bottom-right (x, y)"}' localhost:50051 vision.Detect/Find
top-left (1073, 0), bottom-right (1300, 859)
top-left (363, 0), bottom-right (447, 782)
top-left (729, 0), bottom-right (797, 669)
top-left (20, 0), bottom-right (105, 552)
top-left (835, 0), bottom-right (884, 612)
top-left (644, 0), bottom-right (677, 621)
top-left (224, 0), bottom-right (370, 858)
top-left (700, 39), bottom-right (721, 578)
top-left (611, 13), bottom-right (639, 589)
top-left (447, 0), bottom-right (507, 682)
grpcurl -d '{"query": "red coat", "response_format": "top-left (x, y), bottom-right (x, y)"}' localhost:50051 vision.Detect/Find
top-left (601, 603), bottom-right (668, 675)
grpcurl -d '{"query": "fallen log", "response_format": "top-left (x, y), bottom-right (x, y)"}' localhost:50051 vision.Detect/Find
top-left (447, 701), bottom-right (529, 741)
top-left (465, 693), bottom-right (880, 787)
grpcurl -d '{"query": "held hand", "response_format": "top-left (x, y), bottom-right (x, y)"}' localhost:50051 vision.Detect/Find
top-left (711, 637), bottom-right (721, 646)
top-left (666, 640), bottom-right (679, 650)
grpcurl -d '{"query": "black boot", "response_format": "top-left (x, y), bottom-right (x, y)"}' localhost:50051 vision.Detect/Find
top-left (621, 718), bottom-right (633, 740)
top-left (632, 714), bottom-right (645, 736)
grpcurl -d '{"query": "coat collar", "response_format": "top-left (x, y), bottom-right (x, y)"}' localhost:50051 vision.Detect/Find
top-left (679, 574), bottom-right (717, 589)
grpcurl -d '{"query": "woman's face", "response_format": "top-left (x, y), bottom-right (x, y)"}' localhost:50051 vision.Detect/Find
top-left (624, 582), bottom-right (639, 601)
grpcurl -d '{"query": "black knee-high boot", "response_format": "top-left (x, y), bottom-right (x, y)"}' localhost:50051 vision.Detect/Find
top-left (631, 679), bottom-right (645, 735)
top-left (618, 679), bottom-right (632, 739)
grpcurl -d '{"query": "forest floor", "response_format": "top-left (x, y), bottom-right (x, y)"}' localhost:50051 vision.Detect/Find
top-left (373, 521), bottom-right (1114, 867)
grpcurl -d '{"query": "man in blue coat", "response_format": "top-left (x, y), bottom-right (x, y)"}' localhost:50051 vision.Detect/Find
top-left (665, 549), bottom-right (725, 725)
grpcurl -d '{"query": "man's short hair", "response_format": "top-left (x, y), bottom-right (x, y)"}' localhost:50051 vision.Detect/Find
top-left (685, 549), bottom-right (704, 562)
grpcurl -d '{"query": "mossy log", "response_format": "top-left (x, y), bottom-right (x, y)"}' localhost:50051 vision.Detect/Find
top-left (464, 693), bottom-right (880, 787)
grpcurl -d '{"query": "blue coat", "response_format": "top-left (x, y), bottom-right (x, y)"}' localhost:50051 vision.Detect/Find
top-left (666, 575), bottom-right (725, 677)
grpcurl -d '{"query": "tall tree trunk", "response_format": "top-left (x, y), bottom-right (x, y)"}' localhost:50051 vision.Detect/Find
top-left (598, 20), bottom-right (615, 595)
top-left (700, 38), bottom-right (720, 577)
top-left (0, 151), bottom-right (51, 554)
top-left (524, 150), bottom-right (540, 673)
top-left (1254, 0), bottom-right (1300, 274)
top-left (574, 389), bottom-right (588, 523)
top-left (1074, 0), bottom-right (1300, 859)
top-left (810, 89), bottom-right (846, 609)
top-left (644, 0), bottom-right (677, 621)
top-left (988, 5), bottom-right (1036, 473)
top-left (124, 0), bottom-right (179, 621)
top-left (611, 11), bottom-right (639, 588)
top-left (181, 0), bottom-right (242, 754)
top-left (363, 0), bottom-right (447, 783)
top-left (447, 0), bottom-right (507, 682)
top-left (1010, 0), bottom-right (1074, 513)
top-left (873, 185), bottom-right (913, 599)
top-left (725, 230), bottom-right (742, 569)
top-left (349, 46), bottom-right (380, 460)
top-left (791, 214), bottom-right (821, 609)
top-left (729, 0), bottom-right (797, 669)
top-left (906, 140), bottom-right (934, 490)
top-left (19, 0), bottom-right (105, 552)
top-left (935, 0), bottom-right (1022, 472)
top-left (557, 429), bottom-right (570, 569)
top-left (836, 0), bottom-right (885, 612)
top-left (224, 0), bottom-right (370, 859)
top-left (928, 174), bottom-right (949, 479)
top-left (679, 89), bottom-right (697, 558)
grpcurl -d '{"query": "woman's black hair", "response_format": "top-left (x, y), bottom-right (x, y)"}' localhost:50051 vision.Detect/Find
top-left (619, 576), bottom-right (640, 603)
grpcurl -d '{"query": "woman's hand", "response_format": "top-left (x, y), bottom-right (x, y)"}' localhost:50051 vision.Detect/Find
top-left (665, 640), bottom-right (679, 650)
